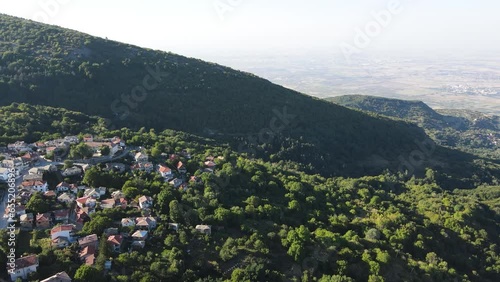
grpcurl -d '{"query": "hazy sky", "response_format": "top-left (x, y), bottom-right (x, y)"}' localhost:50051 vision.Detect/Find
top-left (1, 0), bottom-right (500, 59)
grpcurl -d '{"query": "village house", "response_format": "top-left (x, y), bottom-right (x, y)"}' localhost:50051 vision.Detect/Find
top-left (204, 160), bottom-right (217, 169)
top-left (100, 199), bottom-right (115, 209)
top-left (158, 165), bottom-right (173, 179)
top-left (79, 245), bottom-right (96, 266)
top-left (8, 254), bottom-right (39, 281)
top-left (111, 190), bottom-right (125, 199)
top-left (3, 157), bottom-right (28, 170)
top-left (131, 162), bottom-right (154, 173)
top-left (85, 186), bottom-right (106, 197)
top-left (51, 224), bottom-right (76, 248)
top-left (18, 190), bottom-right (32, 205)
top-left (20, 213), bottom-right (34, 230)
top-left (177, 161), bottom-right (187, 174)
top-left (21, 152), bottom-right (39, 164)
top-left (135, 217), bottom-right (157, 230)
top-left (134, 152), bottom-right (148, 163)
top-left (111, 136), bottom-right (126, 147)
top-left (28, 167), bottom-right (44, 175)
top-left (23, 174), bottom-right (44, 182)
top-left (74, 209), bottom-right (90, 229)
top-left (61, 166), bottom-right (83, 177)
top-left (35, 141), bottom-right (47, 149)
top-left (40, 271), bottom-right (72, 282)
top-left (117, 198), bottom-right (128, 209)
top-left (36, 213), bottom-right (52, 229)
top-left (168, 223), bottom-right (180, 232)
top-left (52, 209), bottom-right (70, 223)
top-left (79, 234), bottom-right (99, 249)
top-left (130, 241), bottom-right (146, 250)
top-left (21, 180), bottom-right (48, 193)
top-left (195, 225), bottom-right (212, 235)
top-left (52, 236), bottom-right (71, 249)
top-left (104, 228), bottom-right (119, 236)
top-left (121, 218), bottom-right (136, 228)
top-left (83, 135), bottom-right (93, 142)
top-left (51, 224), bottom-right (76, 241)
top-left (105, 163), bottom-right (126, 173)
top-left (107, 235), bottom-right (123, 253)
top-left (190, 176), bottom-right (202, 184)
top-left (64, 136), bottom-right (79, 144)
top-left (56, 182), bottom-right (71, 193)
top-left (131, 230), bottom-right (148, 241)
top-left (169, 178), bottom-right (183, 189)
top-left (84, 188), bottom-right (102, 199)
top-left (8, 141), bottom-right (33, 152)
top-left (57, 193), bottom-right (75, 205)
top-left (75, 196), bottom-right (89, 208)
top-left (0, 167), bottom-right (10, 182)
top-left (138, 195), bottom-right (153, 209)
top-left (44, 191), bottom-right (56, 198)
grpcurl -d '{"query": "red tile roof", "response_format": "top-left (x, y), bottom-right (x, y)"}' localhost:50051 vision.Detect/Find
top-left (138, 195), bottom-right (152, 203)
top-left (36, 213), bottom-right (51, 222)
top-left (44, 191), bottom-right (56, 197)
top-left (51, 224), bottom-right (75, 235)
top-left (22, 180), bottom-right (46, 187)
top-left (78, 234), bottom-right (98, 247)
top-left (159, 165), bottom-right (171, 173)
top-left (53, 209), bottom-right (69, 218)
top-left (107, 235), bottom-right (123, 245)
top-left (76, 196), bottom-right (89, 204)
top-left (15, 254), bottom-right (38, 269)
top-left (204, 161), bottom-right (216, 167)
top-left (101, 199), bottom-right (115, 205)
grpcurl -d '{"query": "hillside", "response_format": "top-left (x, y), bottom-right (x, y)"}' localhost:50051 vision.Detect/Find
top-left (326, 95), bottom-right (442, 125)
top-left (327, 95), bottom-right (500, 160)
top-left (0, 103), bottom-right (103, 144)
top-left (1, 120), bottom-right (500, 281)
top-left (0, 14), bottom-right (448, 178)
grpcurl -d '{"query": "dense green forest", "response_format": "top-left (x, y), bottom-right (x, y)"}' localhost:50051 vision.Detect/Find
top-left (0, 13), bottom-right (499, 282)
top-left (0, 13), bottom-right (486, 179)
top-left (326, 95), bottom-right (500, 160)
top-left (0, 103), bottom-right (103, 144)
top-left (1, 125), bottom-right (499, 282)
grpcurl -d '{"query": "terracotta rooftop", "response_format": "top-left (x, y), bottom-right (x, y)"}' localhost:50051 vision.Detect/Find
top-left (107, 235), bottom-right (123, 245)
top-left (51, 224), bottom-right (75, 235)
top-left (14, 254), bottom-right (38, 269)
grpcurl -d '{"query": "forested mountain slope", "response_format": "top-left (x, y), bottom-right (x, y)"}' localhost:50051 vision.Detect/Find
top-left (0, 14), bottom-right (498, 184)
top-left (327, 95), bottom-right (500, 160)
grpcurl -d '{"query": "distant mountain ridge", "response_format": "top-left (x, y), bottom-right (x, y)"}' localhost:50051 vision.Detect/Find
top-left (326, 95), bottom-right (500, 159)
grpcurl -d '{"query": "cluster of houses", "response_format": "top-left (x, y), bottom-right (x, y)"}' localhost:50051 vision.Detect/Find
top-left (3, 136), bottom-right (228, 281)
top-left (0, 151), bottom-right (40, 179)
top-left (8, 254), bottom-right (71, 281)
top-left (3, 135), bottom-right (125, 166)
top-left (81, 135), bottom-right (126, 158)
top-left (130, 151), bottom-right (154, 173)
